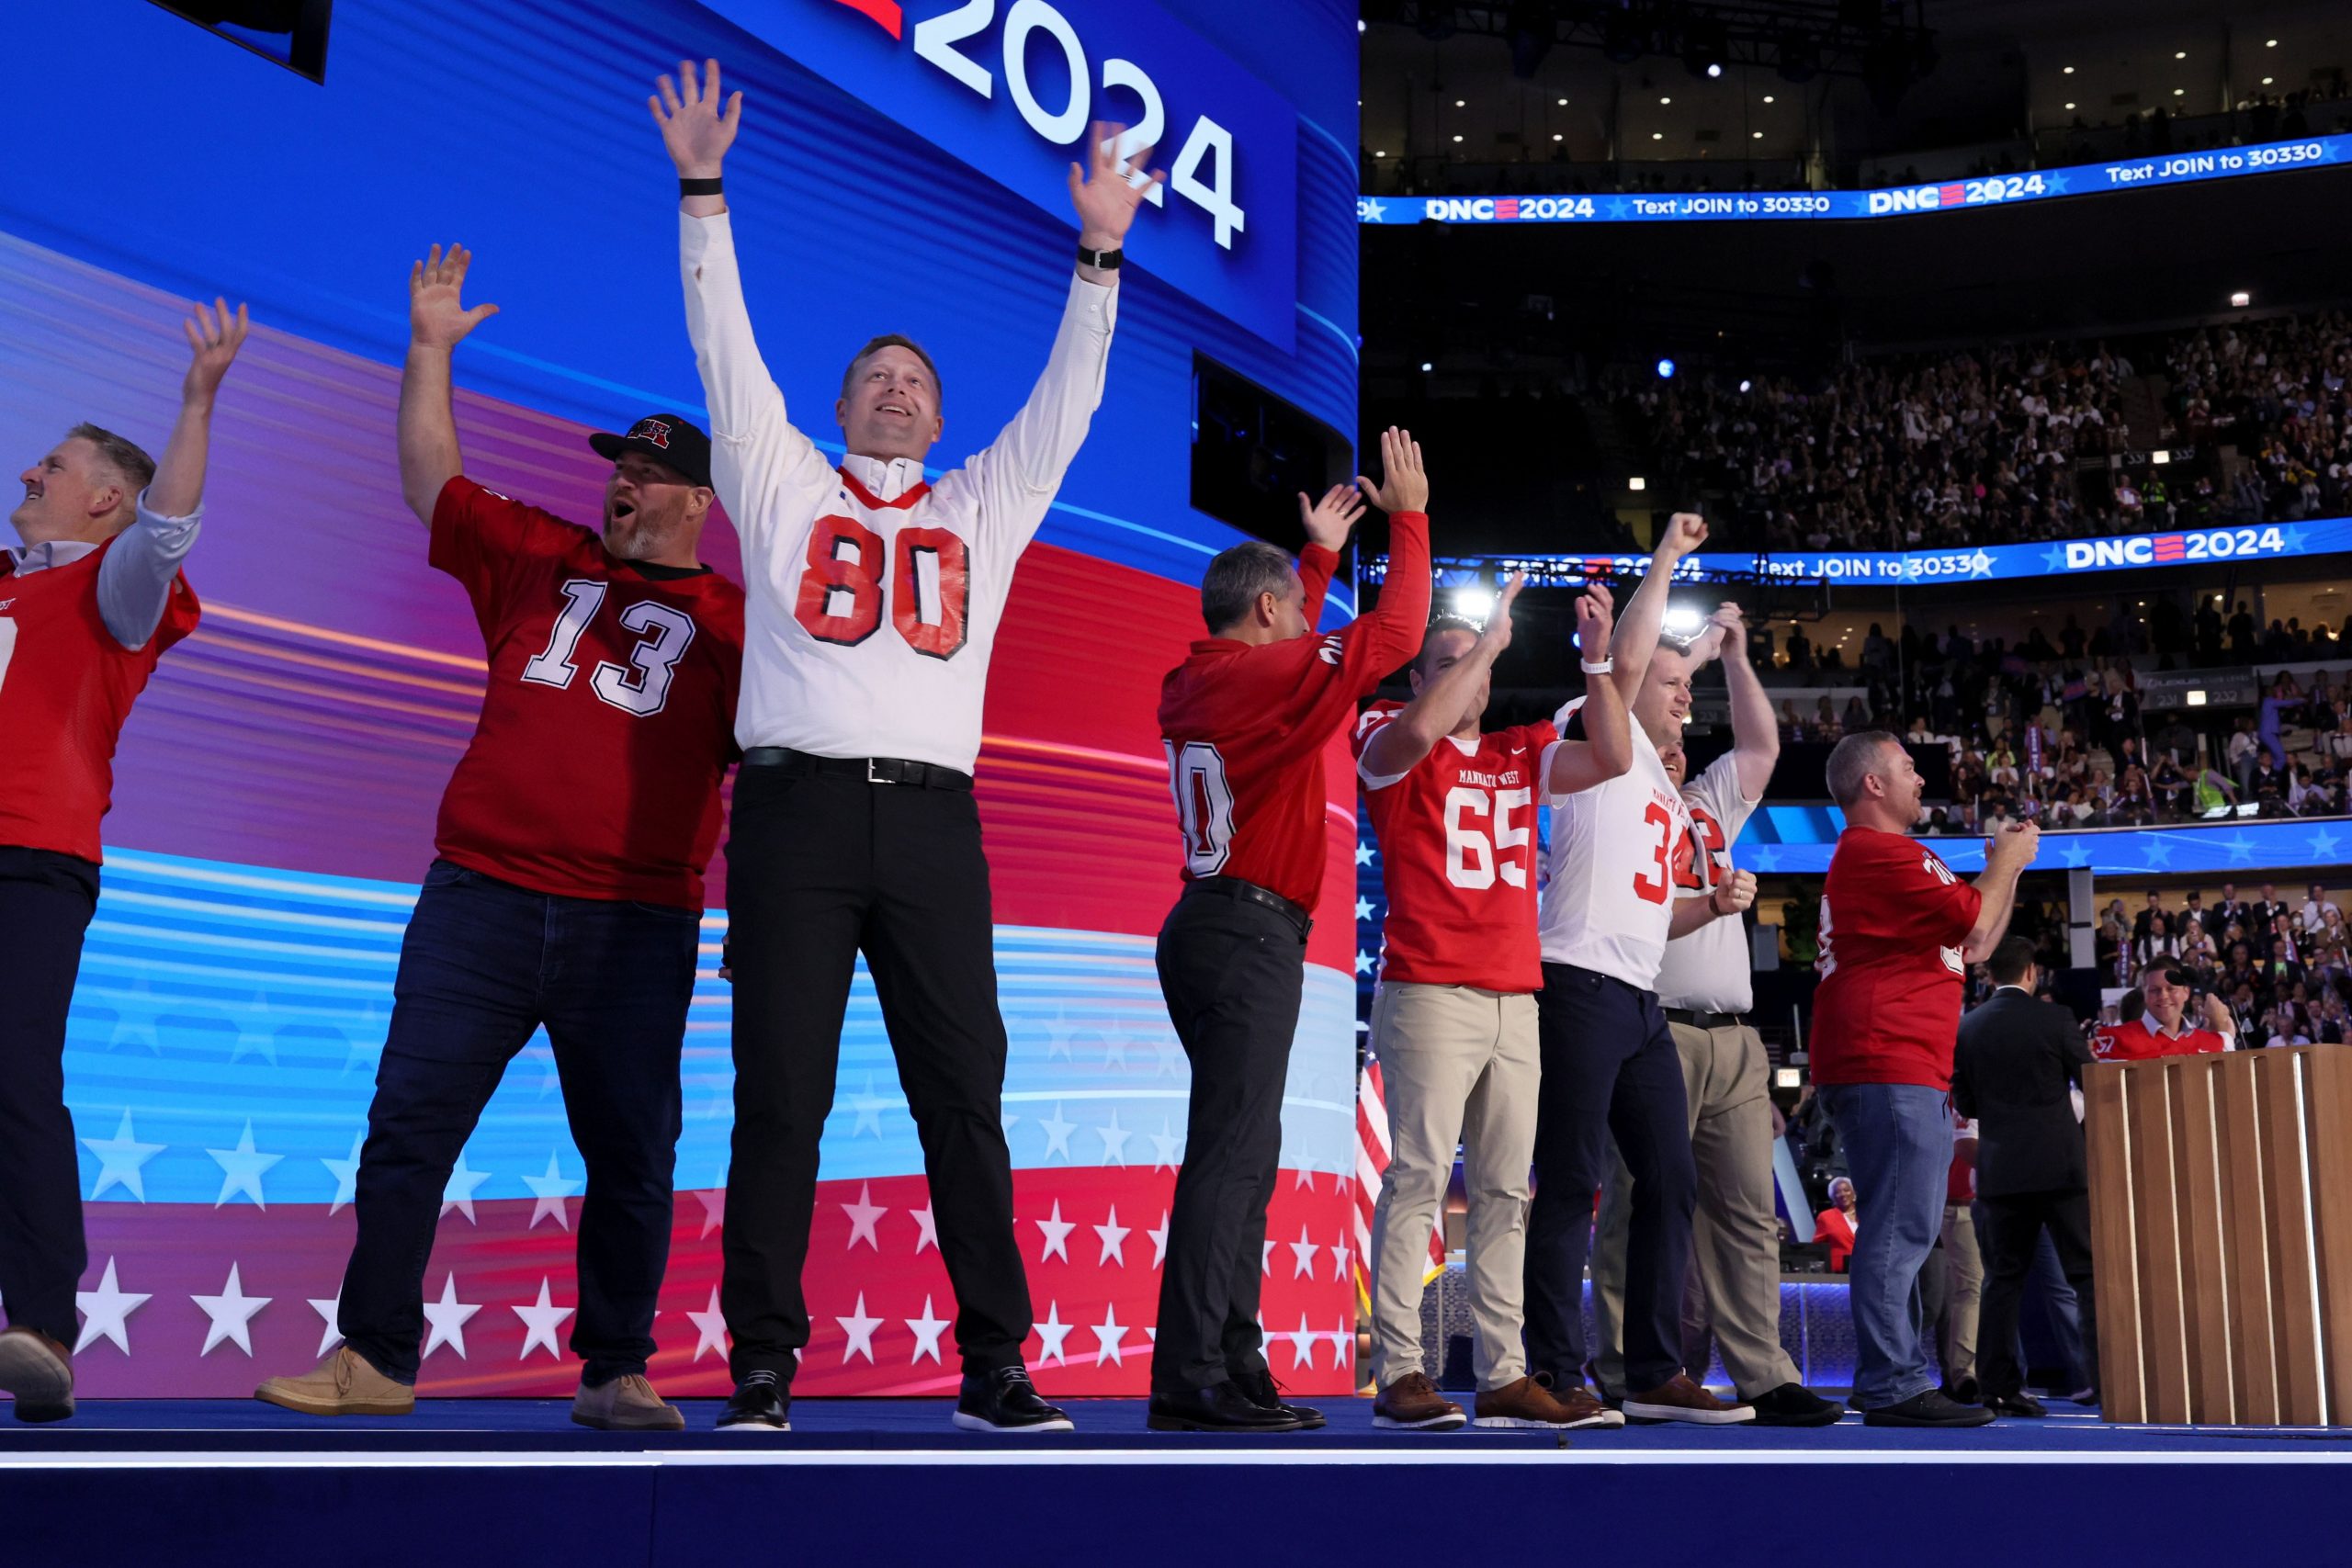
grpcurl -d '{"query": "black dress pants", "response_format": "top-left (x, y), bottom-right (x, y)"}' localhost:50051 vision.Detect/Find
top-left (1977, 1186), bottom-right (2099, 1401)
top-left (0, 847), bottom-right (99, 1346)
top-left (1149, 889), bottom-right (1306, 1393)
top-left (721, 764), bottom-right (1031, 1382)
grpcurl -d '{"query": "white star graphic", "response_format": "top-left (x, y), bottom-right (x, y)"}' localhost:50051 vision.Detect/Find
top-left (440, 1152), bottom-right (490, 1224)
top-left (191, 1262), bottom-right (271, 1357)
top-left (1354, 842), bottom-right (1374, 866)
top-left (842, 1181), bottom-right (887, 1251)
top-left (1091, 1305), bottom-right (1128, 1368)
top-left (905, 1294), bottom-right (951, 1365)
top-left (514, 1278), bottom-right (574, 1361)
top-left (321, 1128), bottom-right (365, 1216)
top-left (1329, 1235), bottom-right (1351, 1283)
top-left (82, 1111), bottom-right (165, 1202)
top-left (421, 1272), bottom-right (481, 1360)
top-left (1358, 197), bottom-right (1387, 222)
top-left (524, 1042), bottom-right (560, 1099)
top-left (1289, 1226), bottom-right (1321, 1280)
top-left (1001, 1109), bottom-right (1021, 1139)
top-left (910, 1201), bottom-right (939, 1255)
top-left (1353, 951), bottom-right (1374, 976)
top-left (1286, 1313), bottom-right (1319, 1371)
top-left (850, 1072), bottom-right (890, 1139)
top-left (1095, 1111), bottom-right (1131, 1168)
top-left (1154, 1035), bottom-right (1183, 1079)
top-left (1046, 1011), bottom-right (1077, 1061)
top-left (1354, 897), bottom-right (1374, 921)
top-left (696, 1185), bottom-right (727, 1240)
top-left (1151, 1120), bottom-right (1182, 1171)
top-left (686, 1285), bottom-right (729, 1363)
top-left (837, 1292), bottom-right (882, 1364)
top-left (1324, 1317), bottom-right (1354, 1370)
top-left (1261, 1239), bottom-right (1276, 1277)
top-left (1033, 1302), bottom-right (1073, 1367)
top-left (1295, 1164), bottom-right (1318, 1191)
top-left (74, 1257), bottom-right (150, 1355)
top-left (1035, 1200), bottom-right (1074, 1263)
top-left (1093, 1205), bottom-right (1132, 1267)
top-left (207, 1121), bottom-right (281, 1210)
top-left (308, 1289), bottom-right (345, 1358)
top-left (523, 1153), bottom-right (580, 1232)
top-left (1149, 1210), bottom-right (1171, 1269)
top-left (1102, 1031), bottom-right (1129, 1069)
top-left (1040, 1103), bottom-right (1078, 1163)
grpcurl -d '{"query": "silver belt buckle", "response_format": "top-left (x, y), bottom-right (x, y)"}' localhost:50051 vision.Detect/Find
top-left (866, 758), bottom-right (897, 784)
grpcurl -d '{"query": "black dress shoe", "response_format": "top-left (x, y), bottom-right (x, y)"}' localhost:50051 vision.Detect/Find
top-left (1862, 1389), bottom-right (1996, 1428)
top-left (717, 1370), bottom-right (791, 1432)
top-left (1236, 1368), bottom-right (1326, 1429)
top-left (1148, 1379), bottom-right (1304, 1432)
top-left (954, 1366), bottom-right (1074, 1432)
top-left (1744, 1382), bottom-right (1843, 1427)
top-left (1983, 1392), bottom-right (2047, 1418)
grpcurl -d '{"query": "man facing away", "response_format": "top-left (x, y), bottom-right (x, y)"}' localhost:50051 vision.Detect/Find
top-left (0, 298), bottom-right (243, 1423)
top-left (652, 59), bottom-right (1160, 1433)
top-left (1354, 577), bottom-right (1635, 1432)
top-left (1812, 731), bottom-right (2038, 1427)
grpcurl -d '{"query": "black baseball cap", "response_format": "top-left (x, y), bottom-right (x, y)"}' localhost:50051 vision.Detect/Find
top-left (588, 413), bottom-right (712, 489)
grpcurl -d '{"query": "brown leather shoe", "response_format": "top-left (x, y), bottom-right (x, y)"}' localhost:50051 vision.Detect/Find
top-left (254, 1346), bottom-right (415, 1416)
top-left (1623, 1372), bottom-right (1756, 1426)
top-left (0, 1326), bottom-right (74, 1423)
top-left (1372, 1370), bottom-right (1467, 1431)
top-left (573, 1372), bottom-right (686, 1431)
top-left (1473, 1374), bottom-right (1616, 1429)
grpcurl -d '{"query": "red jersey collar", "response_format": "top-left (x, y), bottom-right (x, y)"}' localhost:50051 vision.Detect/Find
top-left (839, 457), bottom-right (931, 511)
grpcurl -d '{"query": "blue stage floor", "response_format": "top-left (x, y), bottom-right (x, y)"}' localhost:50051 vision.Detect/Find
top-left (10, 1397), bottom-right (2349, 1568)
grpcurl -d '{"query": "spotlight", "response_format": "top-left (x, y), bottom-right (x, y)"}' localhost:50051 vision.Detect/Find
top-left (2230, 290), bottom-right (2251, 308)
top-left (1663, 605), bottom-right (1706, 637)
top-left (1656, 357), bottom-right (1677, 378)
top-left (1706, 62), bottom-right (1723, 77)
top-left (1681, 16), bottom-right (1728, 79)
top-left (1738, 378), bottom-right (1752, 392)
top-left (1419, 361), bottom-right (1434, 372)
top-left (1452, 586), bottom-right (1495, 620)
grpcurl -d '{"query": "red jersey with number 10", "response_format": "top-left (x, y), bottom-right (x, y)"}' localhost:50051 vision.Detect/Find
top-left (1812, 827), bottom-right (1984, 1089)
top-left (0, 537), bottom-right (199, 863)
top-left (1354, 703), bottom-right (1555, 992)
top-left (430, 477), bottom-right (744, 909)
top-left (1158, 512), bottom-right (1432, 913)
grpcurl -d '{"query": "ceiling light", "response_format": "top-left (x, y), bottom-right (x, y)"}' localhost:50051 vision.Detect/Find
top-left (2263, 75), bottom-right (2275, 85)
top-left (1452, 587), bottom-right (1495, 620)
top-left (1629, 476), bottom-right (1647, 491)
top-left (1553, 132), bottom-right (1564, 141)
top-left (1357, 17), bottom-right (1365, 31)
top-left (2063, 65), bottom-right (2075, 74)
top-left (1556, 96), bottom-right (1569, 106)
top-left (1660, 96), bottom-right (1673, 105)
top-left (1454, 98), bottom-right (1465, 107)
top-left (1752, 130), bottom-right (1763, 138)
top-left (2064, 101), bottom-right (2075, 109)
top-left (1706, 62), bottom-right (1723, 77)
top-left (1652, 130), bottom-right (1664, 140)
top-left (1656, 357), bottom-right (1677, 378)
top-left (1451, 133), bottom-right (1464, 141)
top-left (2175, 51), bottom-right (2187, 60)
top-left (1738, 379), bottom-right (1752, 392)
top-left (1374, 149), bottom-right (1389, 156)
top-left (1664, 606), bottom-right (1705, 636)
top-left (1419, 361), bottom-right (1433, 373)
top-left (2231, 290), bottom-right (2251, 308)
top-left (2267, 39), bottom-right (2278, 48)
top-left (2173, 87), bottom-right (2185, 96)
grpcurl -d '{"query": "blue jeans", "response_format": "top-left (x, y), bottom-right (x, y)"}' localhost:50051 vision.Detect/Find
top-left (339, 860), bottom-right (699, 1385)
top-left (1821, 1082), bottom-right (1950, 1409)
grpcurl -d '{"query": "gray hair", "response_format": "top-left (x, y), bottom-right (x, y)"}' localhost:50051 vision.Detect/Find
top-left (66, 423), bottom-right (156, 503)
top-left (1826, 729), bottom-right (1901, 806)
top-left (1200, 541), bottom-right (1298, 634)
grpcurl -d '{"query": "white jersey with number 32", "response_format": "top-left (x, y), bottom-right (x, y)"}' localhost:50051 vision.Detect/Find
top-left (1537, 698), bottom-right (1693, 989)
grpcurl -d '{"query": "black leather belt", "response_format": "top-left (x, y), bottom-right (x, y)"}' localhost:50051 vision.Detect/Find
top-left (741, 746), bottom-right (973, 792)
top-left (1182, 874), bottom-right (1313, 938)
top-left (1666, 1007), bottom-right (1745, 1031)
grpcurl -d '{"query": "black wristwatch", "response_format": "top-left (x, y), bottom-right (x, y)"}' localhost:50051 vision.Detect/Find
top-left (1076, 243), bottom-right (1124, 270)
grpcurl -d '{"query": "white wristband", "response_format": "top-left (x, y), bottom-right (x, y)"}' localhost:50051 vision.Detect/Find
top-left (1580, 658), bottom-right (1614, 674)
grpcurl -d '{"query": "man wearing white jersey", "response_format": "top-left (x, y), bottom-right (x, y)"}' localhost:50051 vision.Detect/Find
top-left (1522, 513), bottom-right (1757, 1426)
top-left (1589, 604), bottom-right (1840, 1427)
top-left (653, 60), bottom-right (1161, 1434)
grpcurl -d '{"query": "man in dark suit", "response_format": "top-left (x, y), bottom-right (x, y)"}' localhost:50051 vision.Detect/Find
top-left (1951, 937), bottom-right (2098, 1418)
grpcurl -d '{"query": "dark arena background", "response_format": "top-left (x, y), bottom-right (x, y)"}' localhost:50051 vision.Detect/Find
top-left (5, 2), bottom-right (2352, 1564)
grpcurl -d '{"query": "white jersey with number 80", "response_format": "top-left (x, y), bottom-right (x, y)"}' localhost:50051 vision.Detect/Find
top-left (1536, 697), bottom-right (1693, 990)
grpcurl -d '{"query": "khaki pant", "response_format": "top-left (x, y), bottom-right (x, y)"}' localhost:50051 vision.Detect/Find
top-left (1366, 981), bottom-right (1541, 1392)
top-left (1939, 1200), bottom-right (1983, 1382)
top-left (1592, 1020), bottom-right (1800, 1400)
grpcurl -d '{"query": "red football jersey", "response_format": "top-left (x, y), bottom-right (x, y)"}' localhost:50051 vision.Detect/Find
top-left (430, 477), bottom-right (744, 908)
top-left (1353, 702), bottom-right (1555, 992)
top-left (0, 536), bottom-right (199, 863)
top-left (2093, 1017), bottom-right (2230, 1062)
top-left (1158, 511), bottom-right (1431, 913)
top-left (1811, 827), bottom-right (1983, 1089)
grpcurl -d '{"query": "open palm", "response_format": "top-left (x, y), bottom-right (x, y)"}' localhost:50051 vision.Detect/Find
top-left (651, 58), bottom-right (741, 176)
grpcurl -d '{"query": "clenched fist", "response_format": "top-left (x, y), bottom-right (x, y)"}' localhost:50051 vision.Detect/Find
top-left (1710, 869), bottom-right (1758, 917)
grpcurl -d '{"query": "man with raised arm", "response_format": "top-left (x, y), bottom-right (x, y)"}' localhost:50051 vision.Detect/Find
top-left (1147, 430), bottom-right (1432, 1432)
top-left (0, 298), bottom-right (242, 1423)
top-left (1355, 577), bottom-right (1638, 1434)
top-left (256, 244), bottom-right (743, 1431)
top-left (1590, 602), bottom-right (1841, 1427)
top-left (652, 59), bottom-right (1160, 1434)
top-left (1522, 515), bottom-right (1760, 1427)
top-left (1813, 730), bottom-right (2039, 1427)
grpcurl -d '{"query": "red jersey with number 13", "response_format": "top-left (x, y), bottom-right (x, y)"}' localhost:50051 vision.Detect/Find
top-left (431, 477), bottom-right (744, 909)
top-left (1354, 704), bottom-right (1555, 992)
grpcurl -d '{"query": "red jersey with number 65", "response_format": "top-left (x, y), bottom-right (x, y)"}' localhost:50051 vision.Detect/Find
top-left (1354, 703), bottom-right (1555, 993)
top-left (430, 477), bottom-right (743, 909)
top-left (1812, 827), bottom-right (1983, 1089)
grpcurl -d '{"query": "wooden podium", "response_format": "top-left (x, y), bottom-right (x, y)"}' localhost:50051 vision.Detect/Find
top-left (2085, 1045), bottom-right (2352, 1425)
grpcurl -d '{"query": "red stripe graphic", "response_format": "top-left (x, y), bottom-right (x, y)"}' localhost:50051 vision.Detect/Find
top-left (828, 0), bottom-right (905, 39)
top-left (2154, 535), bottom-right (2186, 559)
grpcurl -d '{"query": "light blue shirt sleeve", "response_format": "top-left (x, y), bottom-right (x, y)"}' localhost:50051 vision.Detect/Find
top-left (96, 490), bottom-right (202, 649)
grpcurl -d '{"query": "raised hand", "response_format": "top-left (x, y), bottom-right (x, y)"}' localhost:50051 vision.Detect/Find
top-left (180, 297), bottom-right (250, 407)
top-left (1476, 572), bottom-right (1526, 654)
top-left (1297, 483), bottom-right (1365, 553)
top-left (1710, 600), bottom-right (1747, 640)
top-left (1069, 120), bottom-right (1165, 251)
top-left (1657, 511), bottom-right (1709, 559)
top-left (409, 244), bottom-right (500, 352)
top-left (1355, 426), bottom-right (1430, 513)
top-left (1711, 868), bottom-right (1758, 916)
top-left (1574, 581), bottom-right (1615, 657)
top-left (650, 58), bottom-right (741, 177)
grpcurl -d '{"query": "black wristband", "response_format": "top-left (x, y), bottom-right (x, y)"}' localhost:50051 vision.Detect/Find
top-left (1077, 243), bottom-right (1123, 271)
top-left (679, 176), bottom-right (724, 197)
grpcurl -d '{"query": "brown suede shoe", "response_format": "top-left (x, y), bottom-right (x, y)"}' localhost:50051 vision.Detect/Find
top-left (254, 1346), bottom-right (415, 1416)
top-left (1623, 1372), bottom-right (1757, 1426)
top-left (0, 1326), bottom-right (74, 1423)
top-left (1475, 1374), bottom-right (1617, 1430)
top-left (1372, 1370), bottom-right (1467, 1431)
top-left (573, 1372), bottom-right (686, 1431)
